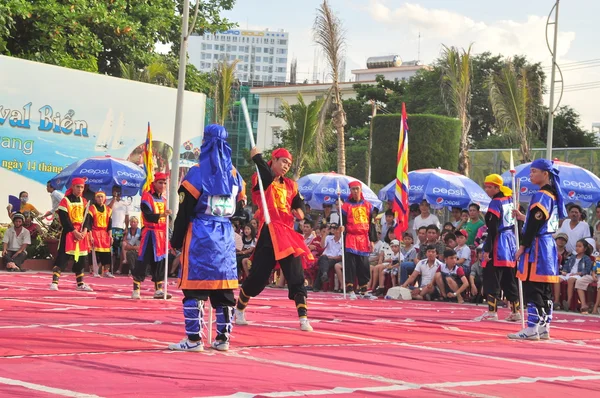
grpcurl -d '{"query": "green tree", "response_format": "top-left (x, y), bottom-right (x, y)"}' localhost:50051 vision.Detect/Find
top-left (488, 60), bottom-right (543, 162)
top-left (541, 106), bottom-right (599, 148)
top-left (441, 45), bottom-right (473, 176)
top-left (119, 59), bottom-right (176, 87)
top-left (1, 0), bottom-right (235, 75)
top-left (213, 60), bottom-right (240, 125)
top-left (314, 0), bottom-right (347, 174)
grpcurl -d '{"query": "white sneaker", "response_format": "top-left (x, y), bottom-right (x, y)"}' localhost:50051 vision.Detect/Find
top-left (153, 289), bottom-right (172, 299)
top-left (474, 311), bottom-right (499, 322)
top-left (505, 312), bottom-right (522, 322)
top-left (508, 327), bottom-right (540, 341)
top-left (76, 284), bottom-right (93, 292)
top-left (168, 338), bottom-right (204, 352)
top-left (103, 272), bottom-right (115, 278)
top-left (131, 290), bottom-right (141, 299)
top-left (235, 309), bottom-right (248, 325)
top-left (348, 291), bottom-right (357, 300)
top-left (300, 318), bottom-right (313, 332)
top-left (211, 340), bottom-right (230, 351)
top-left (49, 283), bottom-right (59, 291)
top-left (538, 325), bottom-right (550, 340)
top-left (93, 273), bottom-right (101, 278)
top-left (361, 292), bottom-right (378, 301)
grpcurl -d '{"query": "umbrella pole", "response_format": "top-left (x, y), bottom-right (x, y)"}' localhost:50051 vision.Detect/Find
top-left (510, 151), bottom-right (526, 329)
top-left (164, 185), bottom-right (169, 301)
top-left (338, 193), bottom-right (346, 299)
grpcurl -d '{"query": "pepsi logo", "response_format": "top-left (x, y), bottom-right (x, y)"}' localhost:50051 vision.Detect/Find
top-left (324, 196), bottom-right (331, 202)
top-left (568, 191), bottom-right (576, 198)
top-left (121, 180), bottom-right (127, 185)
top-left (520, 187), bottom-right (528, 194)
top-left (436, 197), bottom-right (444, 204)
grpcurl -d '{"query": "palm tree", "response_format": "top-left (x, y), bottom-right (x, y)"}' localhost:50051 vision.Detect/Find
top-left (313, 0), bottom-right (347, 174)
top-left (488, 60), bottom-right (543, 163)
top-left (213, 59), bottom-right (240, 125)
top-left (279, 94), bottom-right (328, 179)
top-left (119, 60), bottom-right (176, 87)
top-left (441, 45), bottom-right (473, 176)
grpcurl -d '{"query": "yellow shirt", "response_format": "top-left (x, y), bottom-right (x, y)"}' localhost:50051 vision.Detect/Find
top-left (20, 203), bottom-right (38, 214)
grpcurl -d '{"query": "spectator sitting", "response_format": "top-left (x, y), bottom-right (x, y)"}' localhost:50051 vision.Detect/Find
top-left (320, 203), bottom-right (340, 226)
top-left (464, 203), bottom-right (484, 247)
top-left (443, 222), bottom-right (455, 234)
top-left (413, 200), bottom-right (440, 236)
top-left (415, 225), bottom-right (427, 252)
top-left (434, 249), bottom-right (469, 303)
top-left (312, 224), bottom-right (343, 292)
top-left (380, 209), bottom-right (396, 241)
top-left (450, 207), bottom-right (463, 228)
top-left (417, 225), bottom-right (445, 262)
top-left (373, 239), bottom-right (403, 293)
top-left (444, 233), bottom-right (457, 250)
top-left (407, 204), bottom-right (420, 239)
top-left (558, 204), bottom-right (591, 255)
top-left (552, 232), bottom-right (570, 309)
top-left (238, 224), bottom-right (257, 278)
top-left (454, 229), bottom-right (472, 273)
top-left (399, 232), bottom-right (418, 285)
top-left (22, 211), bottom-right (42, 241)
top-left (401, 245), bottom-right (443, 300)
top-left (574, 256), bottom-right (600, 314)
top-left (119, 216), bottom-right (141, 275)
top-left (470, 248), bottom-right (484, 302)
top-left (2, 213), bottom-right (30, 272)
top-left (250, 218), bottom-right (258, 231)
top-left (369, 228), bottom-right (395, 290)
top-left (369, 232), bottom-right (385, 264)
top-left (558, 238), bottom-right (593, 311)
top-left (7, 191), bottom-right (38, 219)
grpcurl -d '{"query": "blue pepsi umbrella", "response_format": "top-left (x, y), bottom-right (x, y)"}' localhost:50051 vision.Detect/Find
top-left (49, 155), bottom-right (146, 197)
top-left (379, 169), bottom-right (490, 211)
top-left (297, 173), bottom-right (382, 211)
top-left (501, 160), bottom-right (600, 207)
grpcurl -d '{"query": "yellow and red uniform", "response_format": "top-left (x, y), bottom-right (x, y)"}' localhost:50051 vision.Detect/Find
top-left (57, 195), bottom-right (90, 256)
top-left (89, 204), bottom-right (112, 253)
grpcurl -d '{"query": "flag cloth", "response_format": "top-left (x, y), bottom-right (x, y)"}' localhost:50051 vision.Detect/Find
top-left (142, 122), bottom-right (154, 193)
top-left (393, 103), bottom-right (409, 238)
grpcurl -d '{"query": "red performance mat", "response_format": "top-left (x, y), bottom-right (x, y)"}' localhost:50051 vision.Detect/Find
top-left (1, 272), bottom-right (600, 397)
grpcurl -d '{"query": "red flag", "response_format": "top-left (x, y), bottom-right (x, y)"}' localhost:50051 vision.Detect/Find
top-left (393, 103), bottom-right (409, 239)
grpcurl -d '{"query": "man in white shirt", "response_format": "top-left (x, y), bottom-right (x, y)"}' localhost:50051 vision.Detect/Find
top-left (558, 204), bottom-right (591, 254)
top-left (401, 244), bottom-right (443, 300)
top-left (413, 200), bottom-right (440, 235)
top-left (43, 181), bottom-right (65, 218)
top-left (108, 186), bottom-right (130, 266)
top-left (2, 213), bottom-right (31, 271)
top-left (312, 224), bottom-right (343, 291)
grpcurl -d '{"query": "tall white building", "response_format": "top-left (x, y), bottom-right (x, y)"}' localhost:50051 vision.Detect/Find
top-left (188, 29), bottom-right (289, 84)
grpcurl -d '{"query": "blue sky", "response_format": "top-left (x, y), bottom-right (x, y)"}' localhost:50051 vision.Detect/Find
top-left (221, 0), bottom-right (599, 129)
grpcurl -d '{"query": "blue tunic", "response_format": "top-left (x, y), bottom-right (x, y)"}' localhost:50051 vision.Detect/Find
top-left (517, 189), bottom-right (560, 283)
top-left (178, 165), bottom-right (246, 290)
top-left (486, 196), bottom-right (517, 267)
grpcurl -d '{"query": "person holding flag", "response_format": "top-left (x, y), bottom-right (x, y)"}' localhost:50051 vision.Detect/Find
top-left (509, 159), bottom-right (567, 340)
top-left (49, 177), bottom-right (93, 292)
top-left (475, 174), bottom-right (520, 322)
top-left (341, 181), bottom-right (378, 299)
top-left (234, 147), bottom-right (314, 332)
top-left (168, 124), bottom-right (246, 352)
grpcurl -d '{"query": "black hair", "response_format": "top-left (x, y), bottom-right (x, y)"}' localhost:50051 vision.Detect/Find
top-left (384, 209), bottom-right (394, 217)
top-left (417, 226), bottom-right (427, 232)
top-left (384, 228), bottom-right (396, 244)
top-left (576, 238), bottom-right (593, 256)
top-left (304, 219), bottom-right (314, 229)
top-left (19, 191), bottom-right (27, 198)
top-left (443, 249), bottom-right (457, 259)
top-left (443, 221), bottom-right (455, 230)
top-left (426, 224), bottom-right (439, 234)
top-left (425, 245), bottom-right (437, 253)
top-left (403, 232), bottom-right (413, 240)
top-left (444, 233), bottom-right (457, 244)
top-left (568, 203), bottom-right (583, 214)
top-left (469, 203), bottom-right (480, 211)
top-left (461, 209), bottom-right (469, 215)
top-left (243, 223), bottom-right (257, 240)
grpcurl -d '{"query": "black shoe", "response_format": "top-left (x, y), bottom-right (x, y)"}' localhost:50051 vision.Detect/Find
top-left (320, 273), bottom-right (329, 283)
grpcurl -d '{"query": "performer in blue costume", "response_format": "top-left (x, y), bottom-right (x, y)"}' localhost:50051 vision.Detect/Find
top-left (168, 124), bottom-right (246, 352)
top-left (509, 159), bottom-right (567, 340)
top-left (475, 174), bottom-right (520, 322)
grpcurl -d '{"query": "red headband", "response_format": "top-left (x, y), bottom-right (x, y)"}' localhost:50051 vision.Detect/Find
top-left (71, 177), bottom-right (86, 186)
top-left (271, 148), bottom-right (292, 162)
top-left (154, 172), bottom-right (168, 181)
top-left (348, 181), bottom-right (361, 189)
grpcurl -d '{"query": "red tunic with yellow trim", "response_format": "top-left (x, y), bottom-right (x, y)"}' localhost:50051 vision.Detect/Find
top-left (57, 195), bottom-right (90, 256)
top-left (517, 187), bottom-right (560, 283)
top-left (89, 204), bottom-right (112, 253)
top-left (341, 199), bottom-right (373, 256)
top-left (251, 173), bottom-right (313, 264)
top-left (138, 191), bottom-right (167, 262)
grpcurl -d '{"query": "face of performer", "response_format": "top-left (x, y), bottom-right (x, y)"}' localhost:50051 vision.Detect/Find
top-left (72, 183), bottom-right (85, 197)
top-left (154, 179), bottom-right (167, 194)
top-left (484, 184), bottom-right (500, 199)
top-left (271, 156), bottom-right (292, 177)
top-left (350, 186), bottom-right (361, 202)
top-left (529, 167), bottom-right (550, 187)
top-left (95, 194), bottom-right (105, 205)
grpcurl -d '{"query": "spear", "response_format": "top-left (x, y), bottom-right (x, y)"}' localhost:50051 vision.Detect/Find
top-left (510, 150), bottom-right (526, 329)
top-left (336, 181), bottom-right (347, 299)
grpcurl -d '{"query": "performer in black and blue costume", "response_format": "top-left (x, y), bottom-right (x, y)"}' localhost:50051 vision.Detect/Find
top-left (509, 159), bottom-right (567, 341)
top-left (168, 124), bottom-right (246, 352)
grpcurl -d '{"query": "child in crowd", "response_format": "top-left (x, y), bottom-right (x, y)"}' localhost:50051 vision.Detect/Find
top-left (401, 245), bottom-right (443, 301)
top-left (443, 233), bottom-right (457, 250)
top-left (469, 248), bottom-right (484, 303)
top-left (376, 239), bottom-right (403, 291)
top-left (559, 239), bottom-right (593, 311)
top-left (454, 229), bottom-right (472, 275)
top-left (435, 249), bottom-right (468, 304)
top-left (574, 258), bottom-right (600, 314)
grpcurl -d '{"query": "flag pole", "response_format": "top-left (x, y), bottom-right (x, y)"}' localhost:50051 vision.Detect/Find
top-left (510, 150), bottom-right (526, 329)
top-left (337, 181), bottom-right (346, 299)
top-left (164, 184), bottom-right (169, 301)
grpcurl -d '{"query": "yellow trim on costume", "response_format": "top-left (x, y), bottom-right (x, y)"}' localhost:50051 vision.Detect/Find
top-left (182, 180), bottom-right (200, 200)
top-left (179, 279), bottom-right (239, 290)
top-left (529, 203), bottom-right (549, 220)
top-left (296, 303), bottom-right (307, 309)
top-left (538, 189), bottom-right (557, 200)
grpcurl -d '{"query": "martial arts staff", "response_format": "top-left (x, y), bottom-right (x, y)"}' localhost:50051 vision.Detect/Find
top-left (509, 159), bottom-right (567, 340)
top-left (341, 181), bottom-right (378, 299)
top-left (169, 125), bottom-right (246, 352)
top-left (132, 173), bottom-right (171, 299)
top-left (89, 191), bottom-right (114, 278)
top-left (235, 147), bottom-right (314, 332)
top-left (476, 175), bottom-right (520, 322)
top-left (49, 177), bottom-right (93, 291)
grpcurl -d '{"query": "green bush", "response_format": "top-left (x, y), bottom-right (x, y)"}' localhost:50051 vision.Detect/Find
top-left (370, 114), bottom-right (461, 184)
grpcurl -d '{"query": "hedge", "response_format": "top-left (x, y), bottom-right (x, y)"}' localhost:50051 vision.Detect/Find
top-left (370, 114), bottom-right (461, 184)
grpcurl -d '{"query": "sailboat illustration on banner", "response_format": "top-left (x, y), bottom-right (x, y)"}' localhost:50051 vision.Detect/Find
top-left (95, 109), bottom-right (126, 152)
top-left (111, 112), bottom-right (125, 150)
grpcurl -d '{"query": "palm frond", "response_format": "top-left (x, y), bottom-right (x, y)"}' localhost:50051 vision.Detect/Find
top-left (214, 59), bottom-right (240, 125)
top-left (313, 0), bottom-right (345, 82)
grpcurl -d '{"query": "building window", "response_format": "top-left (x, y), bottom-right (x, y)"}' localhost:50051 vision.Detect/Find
top-left (270, 39), bottom-right (275, 44)
top-left (256, 47), bottom-right (261, 53)
top-left (213, 54), bottom-right (218, 59)
top-left (277, 57), bottom-right (287, 64)
top-left (244, 55), bottom-right (249, 62)
top-left (207, 44), bottom-right (212, 50)
top-left (264, 47), bottom-right (269, 53)
top-left (272, 127), bottom-right (281, 146)
top-left (233, 37), bottom-right (238, 42)
top-left (276, 67), bottom-right (285, 73)
top-left (278, 39), bottom-right (287, 45)
top-left (276, 48), bottom-right (287, 54)
top-left (256, 56), bottom-right (262, 62)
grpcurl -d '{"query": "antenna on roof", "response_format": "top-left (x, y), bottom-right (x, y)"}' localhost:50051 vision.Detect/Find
top-left (418, 32), bottom-right (421, 63)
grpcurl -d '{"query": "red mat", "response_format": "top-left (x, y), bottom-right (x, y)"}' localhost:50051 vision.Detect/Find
top-left (1, 272), bottom-right (600, 397)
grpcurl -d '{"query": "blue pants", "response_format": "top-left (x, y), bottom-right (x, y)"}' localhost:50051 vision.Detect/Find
top-left (400, 261), bottom-right (416, 284)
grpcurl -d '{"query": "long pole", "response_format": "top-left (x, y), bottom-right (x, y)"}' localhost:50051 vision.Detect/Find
top-left (545, 0), bottom-right (560, 160)
top-left (169, 0), bottom-right (191, 219)
top-left (367, 101), bottom-right (377, 187)
top-left (337, 182), bottom-right (346, 299)
top-left (510, 150), bottom-right (525, 328)
top-left (164, 185), bottom-right (169, 301)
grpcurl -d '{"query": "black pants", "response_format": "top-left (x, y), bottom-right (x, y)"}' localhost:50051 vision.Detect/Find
top-left (132, 242), bottom-right (164, 283)
top-left (3, 250), bottom-right (27, 268)
top-left (483, 259), bottom-right (519, 302)
top-left (183, 289), bottom-right (236, 307)
top-left (240, 228), bottom-right (307, 300)
top-left (345, 252), bottom-right (370, 289)
top-left (523, 280), bottom-right (553, 313)
top-left (312, 256), bottom-right (338, 290)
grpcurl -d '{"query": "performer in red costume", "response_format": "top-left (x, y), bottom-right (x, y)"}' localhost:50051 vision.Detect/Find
top-left (49, 177), bottom-right (93, 292)
top-left (341, 181), bottom-right (378, 299)
top-left (89, 191), bottom-right (114, 278)
top-left (234, 147), bottom-right (314, 331)
top-left (132, 173), bottom-right (172, 299)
